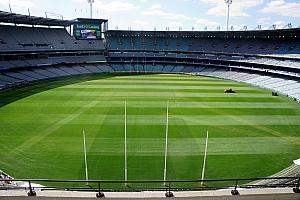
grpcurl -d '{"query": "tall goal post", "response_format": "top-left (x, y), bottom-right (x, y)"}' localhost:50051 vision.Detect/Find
top-left (201, 131), bottom-right (209, 186)
top-left (163, 101), bottom-right (169, 185)
top-left (83, 130), bottom-right (89, 184)
top-left (124, 101), bottom-right (128, 184)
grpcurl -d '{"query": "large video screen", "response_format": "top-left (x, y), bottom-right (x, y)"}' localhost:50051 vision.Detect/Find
top-left (80, 29), bottom-right (97, 39)
top-left (74, 23), bottom-right (101, 39)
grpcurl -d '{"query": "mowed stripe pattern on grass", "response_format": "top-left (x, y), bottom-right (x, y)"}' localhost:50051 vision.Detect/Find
top-left (0, 74), bottom-right (300, 183)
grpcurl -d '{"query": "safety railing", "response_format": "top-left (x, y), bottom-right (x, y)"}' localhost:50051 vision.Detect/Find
top-left (1, 176), bottom-right (300, 197)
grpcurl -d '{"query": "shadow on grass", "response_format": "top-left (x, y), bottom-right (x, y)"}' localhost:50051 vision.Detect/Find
top-left (0, 72), bottom-right (188, 108)
top-left (0, 74), bottom-right (114, 108)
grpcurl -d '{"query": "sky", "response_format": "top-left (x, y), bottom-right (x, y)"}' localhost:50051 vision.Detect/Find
top-left (0, 0), bottom-right (300, 31)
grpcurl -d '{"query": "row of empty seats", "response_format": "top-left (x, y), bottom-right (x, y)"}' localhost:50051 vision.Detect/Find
top-left (0, 55), bottom-right (106, 71)
top-left (106, 31), bottom-right (300, 59)
top-left (0, 25), bottom-right (104, 52)
top-left (0, 64), bottom-right (113, 90)
top-left (108, 51), bottom-right (300, 75)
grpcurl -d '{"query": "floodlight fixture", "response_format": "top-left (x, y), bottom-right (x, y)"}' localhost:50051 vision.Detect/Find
top-left (224, 0), bottom-right (233, 31)
top-left (224, 0), bottom-right (233, 5)
top-left (87, 0), bottom-right (95, 18)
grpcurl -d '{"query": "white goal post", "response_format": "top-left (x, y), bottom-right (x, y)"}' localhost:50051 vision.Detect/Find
top-left (201, 131), bottom-right (209, 186)
top-left (124, 101), bottom-right (128, 184)
top-left (83, 130), bottom-right (89, 184)
top-left (163, 101), bottom-right (169, 185)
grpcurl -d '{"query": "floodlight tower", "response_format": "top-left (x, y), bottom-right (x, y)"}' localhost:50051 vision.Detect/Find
top-left (224, 0), bottom-right (233, 31)
top-left (87, 0), bottom-right (94, 18)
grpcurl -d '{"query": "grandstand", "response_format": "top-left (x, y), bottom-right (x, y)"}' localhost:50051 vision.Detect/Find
top-left (0, 11), bottom-right (112, 91)
top-left (0, 9), bottom-right (300, 199)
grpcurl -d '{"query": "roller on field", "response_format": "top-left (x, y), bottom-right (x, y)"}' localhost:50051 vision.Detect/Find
top-left (224, 88), bottom-right (235, 93)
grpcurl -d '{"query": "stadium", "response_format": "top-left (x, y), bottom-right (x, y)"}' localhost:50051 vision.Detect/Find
top-left (0, 0), bottom-right (300, 199)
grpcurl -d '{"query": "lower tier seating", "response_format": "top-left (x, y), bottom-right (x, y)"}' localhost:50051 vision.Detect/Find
top-left (1, 63), bottom-right (299, 102)
top-left (0, 64), bottom-right (113, 90)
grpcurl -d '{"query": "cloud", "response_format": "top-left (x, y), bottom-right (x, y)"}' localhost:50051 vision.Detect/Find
top-left (141, 4), bottom-right (193, 21)
top-left (260, 0), bottom-right (300, 17)
top-left (93, 0), bottom-right (139, 13)
top-left (272, 20), bottom-right (286, 28)
top-left (256, 17), bottom-right (272, 25)
top-left (71, 0), bottom-right (86, 3)
top-left (199, 0), bottom-right (263, 17)
top-left (133, 19), bottom-right (150, 26)
top-left (0, 0), bottom-right (36, 9)
top-left (141, 3), bottom-right (219, 30)
top-left (168, 21), bottom-right (184, 29)
top-left (194, 18), bottom-right (220, 27)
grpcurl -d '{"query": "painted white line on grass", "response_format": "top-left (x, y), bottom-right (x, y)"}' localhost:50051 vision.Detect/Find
top-left (83, 130), bottom-right (89, 184)
top-left (163, 101), bottom-right (169, 185)
top-left (201, 131), bottom-right (209, 186)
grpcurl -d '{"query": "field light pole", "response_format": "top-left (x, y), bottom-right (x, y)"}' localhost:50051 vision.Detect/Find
top-left (87, 0), bottom-right (94, 18)
top-left (225, 0), bottom-right (233, 31)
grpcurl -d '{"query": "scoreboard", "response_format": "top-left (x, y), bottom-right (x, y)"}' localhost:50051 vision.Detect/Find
top-left (73, 23), bottom-right (101, 39)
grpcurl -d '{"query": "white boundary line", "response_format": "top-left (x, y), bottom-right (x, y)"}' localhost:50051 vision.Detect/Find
top-left (124, 101), bottom-right (128, 184)
top-left (201, 131), bottom-right (209, 186)
top-left (163, 101), bottom-right (169, 185)
top-left (83, 130), bottom-right (89, 183)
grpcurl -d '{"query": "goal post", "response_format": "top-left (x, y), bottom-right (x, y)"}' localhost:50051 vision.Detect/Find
top-left (163, 101), bottom-right (169, 185)
top-left (83, 130), bottom-right (89, 184)
top-left (201, 131), bottom-right (209, 186)
top-left (124, 101), bottom-right (128, 184)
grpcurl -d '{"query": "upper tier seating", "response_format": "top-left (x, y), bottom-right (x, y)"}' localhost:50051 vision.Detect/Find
top-left (106, 34), bottom-right (300, 58)
top-left (0, 25), bottom-right (107, 74)
top-left (0, 25), bottom-right (105, 52)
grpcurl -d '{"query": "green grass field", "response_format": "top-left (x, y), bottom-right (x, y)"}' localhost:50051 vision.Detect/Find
top-left (1, 74), bottom-right (300, 188)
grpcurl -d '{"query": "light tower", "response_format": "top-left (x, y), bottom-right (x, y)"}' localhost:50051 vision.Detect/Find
top-left (224, 0), bottom-right (233, 31)
top-left (87, 0), bottom-right (94, 18)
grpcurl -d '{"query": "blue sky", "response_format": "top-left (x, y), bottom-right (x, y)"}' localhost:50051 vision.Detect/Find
top-left (0, 0), bottom-right (299, 31)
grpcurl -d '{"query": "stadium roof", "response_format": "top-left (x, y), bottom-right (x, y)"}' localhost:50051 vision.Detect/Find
top-left (0, 11), bottom-right (75, 26)
top-left (0, 11), bottom-right (108, 27)
top-left (106, 28), bottom-right (300, 39)
top-left (76, 18), bottom-right (108, 24)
